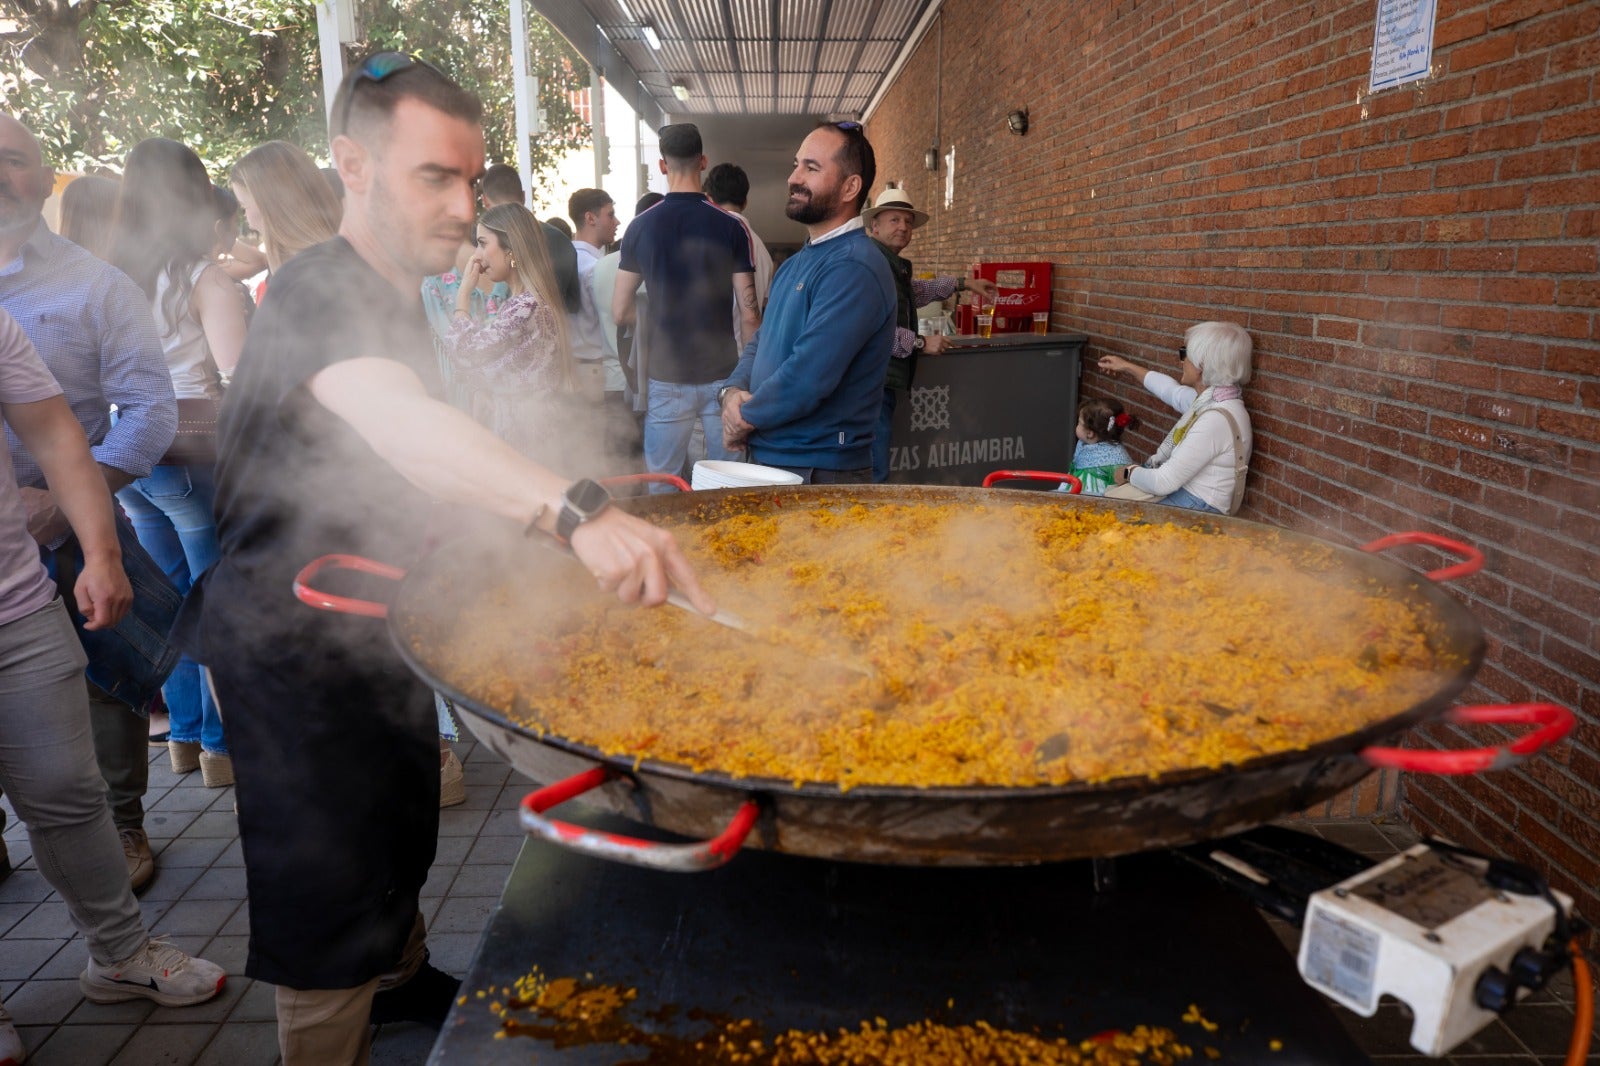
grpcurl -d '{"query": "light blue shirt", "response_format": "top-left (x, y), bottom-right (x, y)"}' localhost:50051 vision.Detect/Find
top-left (0, 219), bottom-right (177, 491)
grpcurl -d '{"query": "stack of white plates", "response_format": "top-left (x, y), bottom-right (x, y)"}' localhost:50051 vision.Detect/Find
top-left (691, 460), bottom-right (804, 490)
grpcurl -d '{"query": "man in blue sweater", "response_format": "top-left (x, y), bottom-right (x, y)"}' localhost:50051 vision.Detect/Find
top-left (718, 122), bottom-right (895, 483)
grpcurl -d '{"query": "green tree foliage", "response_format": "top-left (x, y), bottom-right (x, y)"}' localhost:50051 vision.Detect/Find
top-left (367, 1), bottom-right (593, 198)
top-left (1, 0), bottom-right (591, 195)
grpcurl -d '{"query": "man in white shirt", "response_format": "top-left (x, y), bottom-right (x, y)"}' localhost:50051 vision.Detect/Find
top-left (567, 188), bottom-right (639, 470)
top-left (704, 163), bottom-right (772, 349)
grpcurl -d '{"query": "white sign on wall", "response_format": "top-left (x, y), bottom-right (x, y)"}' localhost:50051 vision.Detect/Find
top-left (1369, 0), bottom-right (1438, 92)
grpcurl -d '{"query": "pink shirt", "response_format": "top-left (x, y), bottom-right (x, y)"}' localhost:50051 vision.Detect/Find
top-left (0, 308), bottom-right (67, 626)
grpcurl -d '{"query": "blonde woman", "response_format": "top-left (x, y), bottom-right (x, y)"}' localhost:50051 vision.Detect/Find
top-left (446, 202), bottom-right (577, 465)
top-left (58, 174), bottom-right (120, 259)
top-left (229, 141), bottom-right (341, 288)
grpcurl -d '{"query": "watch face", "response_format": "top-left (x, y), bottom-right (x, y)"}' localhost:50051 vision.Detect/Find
top-left (565, 478), bottom-right (611, 516)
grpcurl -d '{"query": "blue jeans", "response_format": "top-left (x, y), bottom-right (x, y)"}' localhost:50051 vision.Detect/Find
top-left (871, 388), bottom-right (897, 483)
top-left (644, 379), bottom-right (734, 490)
top-left (1160, 485), bottom-right (1224, 514)
top-left (118, 465), bottom-right (226, 753)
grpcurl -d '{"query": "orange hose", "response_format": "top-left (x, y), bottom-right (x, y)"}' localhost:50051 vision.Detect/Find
top-left (1568, 937), bottom-right (1594, 1066)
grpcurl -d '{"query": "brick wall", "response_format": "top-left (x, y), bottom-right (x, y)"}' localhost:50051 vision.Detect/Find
top-left (868, 0), bottom-right (1599, 920)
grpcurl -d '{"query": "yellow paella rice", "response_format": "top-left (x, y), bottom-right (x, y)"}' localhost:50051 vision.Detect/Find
top-left (425, 499), bottom-right (1462, 789)
top-left (489, 967), bottom-right (1192, 1064)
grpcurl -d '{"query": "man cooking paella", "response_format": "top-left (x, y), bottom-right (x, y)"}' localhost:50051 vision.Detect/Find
top-left (171, 55), bottom-right (711, 1064)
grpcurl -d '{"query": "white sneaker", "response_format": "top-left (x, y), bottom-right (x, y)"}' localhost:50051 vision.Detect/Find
top-left (78, 938), bottom-right (226, 1007)
top-left (0, 1000), bottom-right (26, 1065)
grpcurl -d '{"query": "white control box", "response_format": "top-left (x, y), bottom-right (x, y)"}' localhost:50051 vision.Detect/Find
top-left (1298, 844), bottom-right (1569, 1056)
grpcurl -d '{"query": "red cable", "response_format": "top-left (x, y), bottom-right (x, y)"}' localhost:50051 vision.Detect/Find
top-left (1567, 937), bottom-right (1594, 1066)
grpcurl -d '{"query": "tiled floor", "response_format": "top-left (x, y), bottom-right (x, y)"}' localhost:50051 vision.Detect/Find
top-left (0, 739), bottom-right (523, 1065)
top-left (1, 754), bottom-right (1594, 1065)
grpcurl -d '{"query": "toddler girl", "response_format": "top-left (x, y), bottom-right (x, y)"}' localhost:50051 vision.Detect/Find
top-left (1061, 397), bottom-right (1137, 494)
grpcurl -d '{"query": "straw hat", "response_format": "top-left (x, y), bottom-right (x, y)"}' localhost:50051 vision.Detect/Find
top-left (861, 185), bottom-right (928, 228)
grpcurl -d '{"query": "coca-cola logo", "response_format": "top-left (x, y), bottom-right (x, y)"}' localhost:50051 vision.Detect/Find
top-left (994, 292), bottom-right (1034, 306)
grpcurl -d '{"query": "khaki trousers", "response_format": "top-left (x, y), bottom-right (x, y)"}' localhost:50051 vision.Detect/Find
top-left (274, 906), bottom-right (430, 1064)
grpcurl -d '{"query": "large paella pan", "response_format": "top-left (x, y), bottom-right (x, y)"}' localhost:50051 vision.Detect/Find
top-left (296, 484), bottom-right (1570, 870)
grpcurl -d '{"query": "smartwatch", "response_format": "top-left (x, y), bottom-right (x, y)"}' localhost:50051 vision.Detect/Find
top-left (556, 478), bottom-right (611, 541)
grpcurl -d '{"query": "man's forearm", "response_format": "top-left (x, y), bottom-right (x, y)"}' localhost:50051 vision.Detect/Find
top-left (8, 399), bottom-right (121, 559)
top-left (310, 359), bottom-right (571, 534)
top-left (612, 270), bottom-right (642, 328)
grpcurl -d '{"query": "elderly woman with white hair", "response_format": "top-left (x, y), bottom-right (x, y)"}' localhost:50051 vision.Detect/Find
top-left (1097, 321), bottom-right (1254, 514)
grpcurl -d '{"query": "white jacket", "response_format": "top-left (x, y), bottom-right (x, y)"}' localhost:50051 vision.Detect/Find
top-left (1129, 371), bottom-right (1252, 513)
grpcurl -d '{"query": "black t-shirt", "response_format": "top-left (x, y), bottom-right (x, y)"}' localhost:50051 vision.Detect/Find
top-left (170, 240), bottom-right (444, 990)
top-left (618, 192), bottom-right (755, 384)
top-left (173, 237), bottom-right (440, 665)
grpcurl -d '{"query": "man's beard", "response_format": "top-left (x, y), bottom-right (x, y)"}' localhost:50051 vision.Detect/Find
top-left (0, 198), bottom-right (41, 239)
top-left (370, 174), bottom-right (467, 277)
top-left (785, 183), bottom-right (840, 225)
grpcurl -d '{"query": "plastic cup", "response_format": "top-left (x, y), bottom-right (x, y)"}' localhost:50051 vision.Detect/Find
top-left (976, 314), bottom-right (993, 339)
top-left (1033, 312), bottom-right (1049, 335)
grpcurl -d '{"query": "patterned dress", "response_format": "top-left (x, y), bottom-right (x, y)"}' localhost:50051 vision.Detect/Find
top-left (444, 289), bottom-right (572, 465)
top-left (1065, 438), bottom-right (1134, 496)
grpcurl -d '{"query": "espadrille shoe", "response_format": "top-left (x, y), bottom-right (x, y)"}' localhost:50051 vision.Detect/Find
top-left (168, 740), bottom-right (200, 774)
top-left (199, 751), bottom-right (234, 788)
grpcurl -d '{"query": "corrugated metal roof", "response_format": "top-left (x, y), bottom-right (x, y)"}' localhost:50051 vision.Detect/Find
top-left (727, 0), bottom-right (770, 38)
top-left (736, 39), bottom-right (770, 72)
top-left (825, 3), bottom-right (871, 40)
top-left (817, 40), bottom-right (856, 71)
top-left (776, 71), bottom-right (811, 96)
top-left (776, 0), bottom-right (821, 38)
top-left (706, 71), bottom-right (743, 96)
top-left (811, 71), bottom-right (847, 98)
top-left (535, 0), bottom-right (940, 117)
top-left (673, 0), bottom-right (725, 39)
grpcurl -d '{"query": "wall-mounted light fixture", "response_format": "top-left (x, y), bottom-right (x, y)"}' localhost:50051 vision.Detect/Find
top-left (641, 20), bottom-right (662, 49)
top-left (924, 146), bottom-right (939, 172)
top-left (671, 79), bottom-right (691, 102)
top-left (1006, 109), bottom-right (1029, 135)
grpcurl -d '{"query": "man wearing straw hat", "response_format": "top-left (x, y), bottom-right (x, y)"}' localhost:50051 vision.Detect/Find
top-left (861, 185), bottom-right (994, 482)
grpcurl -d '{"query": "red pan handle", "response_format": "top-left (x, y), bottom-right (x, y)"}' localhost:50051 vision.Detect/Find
top-left (519, 766), bottom-right (762, 872)
top-left (983, 470), bottom-right (1082, 494)
top-left (1361, 703), bottom-right (1574, 774)
top-left (292, 554), bottom-right (407, 619)
top-left (1361, 531), bottom-right (1484, 582)
top-left (601, 472), bottom-right (691, 493)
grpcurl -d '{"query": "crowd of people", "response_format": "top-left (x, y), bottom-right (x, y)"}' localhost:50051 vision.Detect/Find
top-left (0, 46), bottom-right (1259, 1066)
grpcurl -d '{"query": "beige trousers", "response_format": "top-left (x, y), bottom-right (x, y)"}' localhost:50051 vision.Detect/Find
top-left (273, 907), bottom-right (430, 1064)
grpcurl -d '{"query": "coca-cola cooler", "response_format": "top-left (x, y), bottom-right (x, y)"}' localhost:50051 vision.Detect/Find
top-left (973, 261), bottom-right (1052, 333)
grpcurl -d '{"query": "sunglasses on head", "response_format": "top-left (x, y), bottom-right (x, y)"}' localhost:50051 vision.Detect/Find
top-left (336, 52), bottom-right (445, 138)
top-left (830, 120), bottom-right (864, 133)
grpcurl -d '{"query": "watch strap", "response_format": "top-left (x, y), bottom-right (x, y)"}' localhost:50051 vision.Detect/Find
top-left (556, 479), bottom-right (610, 541)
